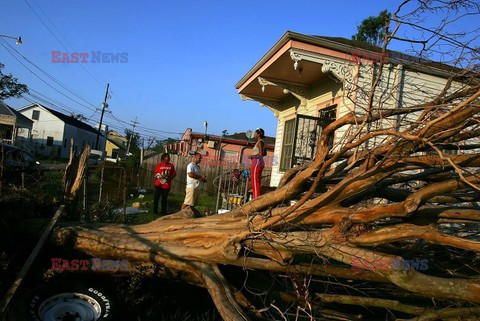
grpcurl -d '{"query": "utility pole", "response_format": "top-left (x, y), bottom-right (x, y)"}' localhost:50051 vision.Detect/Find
top-left (95, 83), bottom-right (110, 150)
top-left (126, 116), bottom-right (139, 156)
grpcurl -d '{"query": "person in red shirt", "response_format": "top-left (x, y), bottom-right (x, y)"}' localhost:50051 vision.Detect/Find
top-left (153, 153), bottom-right (176, 215)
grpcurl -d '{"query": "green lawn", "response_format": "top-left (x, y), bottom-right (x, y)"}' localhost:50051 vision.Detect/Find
top-left (124, 190), bottom-right (217, 224)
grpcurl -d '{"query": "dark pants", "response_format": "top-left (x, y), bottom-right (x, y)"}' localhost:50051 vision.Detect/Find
top-left (153, 186), bottom-right (169, 215)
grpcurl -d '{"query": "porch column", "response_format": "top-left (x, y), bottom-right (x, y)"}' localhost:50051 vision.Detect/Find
top-left (12, 124), bottom-right (16, 144)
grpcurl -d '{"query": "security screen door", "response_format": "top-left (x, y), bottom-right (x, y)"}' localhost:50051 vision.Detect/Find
top-left (280, 105), bottom-right (336, 171)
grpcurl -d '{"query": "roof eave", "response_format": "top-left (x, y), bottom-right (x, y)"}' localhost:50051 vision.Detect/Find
top-left (235, 31), bottom-right (294, 90)
top-left (235, 31), bottom-right (461, 90)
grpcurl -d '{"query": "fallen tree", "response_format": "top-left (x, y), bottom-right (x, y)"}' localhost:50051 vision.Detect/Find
top-left (52, 1), bottom-right (480, 320)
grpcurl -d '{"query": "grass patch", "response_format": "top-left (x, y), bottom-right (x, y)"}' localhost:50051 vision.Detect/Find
top-left (122, 190), bottom-right (217, 224)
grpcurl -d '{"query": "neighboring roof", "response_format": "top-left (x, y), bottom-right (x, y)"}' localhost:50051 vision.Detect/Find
top-left (19, 103), bottom-right (100, 135)
top-left (107, 130), bottom-right (127, 149)
top-left (0, 101), bottom-right (13, 117)
top-left (189, 131), bottom-right (276, 149)
top-left (0, 101), bottom-right (34, 127)
top-left (9, 107), bottom-right (34, 127)
top-left (225, 132), bottom-right (276, 146)
top-left (108, 130), bottom-right (127, 139)
top-left (236, 31), bottom-right (461, 89)
top-left (107, 135), bottom-right (127, 150)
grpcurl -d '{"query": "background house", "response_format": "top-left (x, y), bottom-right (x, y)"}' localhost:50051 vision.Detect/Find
top-left (166, 128), bottom-right (276, 167)
top-left (105, 130), bottom-right (128, 160)
top-left (0, 101), bottom-right (33, 147)
top-left (17, 103), bottom-right (107, 158)
top-left (236, 31), bottom-right (464, 186)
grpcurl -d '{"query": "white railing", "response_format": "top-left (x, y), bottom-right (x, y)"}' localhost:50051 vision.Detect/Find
top-left (214, 169), bottom-right (251, 214)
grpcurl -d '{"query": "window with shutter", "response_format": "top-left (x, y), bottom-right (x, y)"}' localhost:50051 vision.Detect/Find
top-left (279, 119), bottom-right (295, 172)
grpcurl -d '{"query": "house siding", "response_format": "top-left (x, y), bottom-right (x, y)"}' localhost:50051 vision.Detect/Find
top-left (18, 104), bottom-right (105, 158)
top-left (62, 124), bottom-right (98, 158)
top-left (19, 106), bottom-right (65, 158)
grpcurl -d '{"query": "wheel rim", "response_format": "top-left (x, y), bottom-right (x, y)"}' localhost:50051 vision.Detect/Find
top-left (37, 293), bottom-right (102, 321)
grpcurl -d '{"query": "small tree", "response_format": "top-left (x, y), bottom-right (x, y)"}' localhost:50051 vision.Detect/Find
top-left (0, 63), bottom-right (28, 100)
top-left (153, 137), bottom-right (176, 152)
top-left (352, 10), bottom-right (391, 46)
top-left (70, 112), bottom-right (88, 122)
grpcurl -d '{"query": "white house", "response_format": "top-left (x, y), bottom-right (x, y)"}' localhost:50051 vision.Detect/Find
top-left (236, 31), bottom-right (465, 187)
top-left (17, 103), bottom-right (107, 159)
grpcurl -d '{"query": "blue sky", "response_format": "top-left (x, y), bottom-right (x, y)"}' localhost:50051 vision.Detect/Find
top-left (1, 0), bottom-right (476, 141)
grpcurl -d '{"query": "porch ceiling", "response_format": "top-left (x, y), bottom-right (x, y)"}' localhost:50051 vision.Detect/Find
top-left (239, 51), bottom-right (327, 102)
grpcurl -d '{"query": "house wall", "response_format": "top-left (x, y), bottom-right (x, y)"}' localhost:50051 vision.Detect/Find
top-left (19, 105), bottom-right (105, 158)
top-left (0, 114), bottom-right (15, 126)
top-left (106, 140), bottom-right (118, 157)
top-left (178, 139), bottom-right (275, 167)
top-left (355, 63), bottom-right (465, 145)
top-left (19, 106), bottom-right (65, 158)
top-left (167, 137), bottom-right (276, 169)
top-left (62, 124), bottom-right (98, 158)
top-left (0, 114), bottom-right (15, 143)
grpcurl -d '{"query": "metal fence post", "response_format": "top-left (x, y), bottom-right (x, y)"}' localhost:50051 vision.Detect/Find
top-left (215, 173), bottom-right (222, 214)
top-left (122, 167), bottom-right (127, 223)
top-left (99, 165), bottom-right (104, 204)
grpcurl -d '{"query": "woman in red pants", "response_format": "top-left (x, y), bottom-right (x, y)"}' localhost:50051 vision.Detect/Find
top-left (249, 128), bottom-right (266, 199)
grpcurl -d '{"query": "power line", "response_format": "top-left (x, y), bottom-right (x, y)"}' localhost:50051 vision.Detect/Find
top-left (1, 38), bottom-right (183, 139)
top-left (1, 38), bottom-right (100, 110)
top-left (105, 111), bottom-right (182, 136)
top-left (23, 0), bottom-right (106, 88)
top-left (0, 39), bottom-right (98, 113)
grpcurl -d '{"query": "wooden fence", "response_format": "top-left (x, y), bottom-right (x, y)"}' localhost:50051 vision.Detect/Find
top-left (138, 154), bottom-right (272, 196)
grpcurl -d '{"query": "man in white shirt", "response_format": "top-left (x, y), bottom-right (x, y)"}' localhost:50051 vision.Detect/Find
top-left (182, 152), bottom-right (207, 209)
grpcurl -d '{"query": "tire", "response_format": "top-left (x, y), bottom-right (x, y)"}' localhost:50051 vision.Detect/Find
top-left (6, 278), bottom-right (118, 321)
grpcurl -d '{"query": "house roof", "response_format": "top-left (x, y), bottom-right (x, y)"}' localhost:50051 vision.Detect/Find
top-left (312, 35), bottom-right (460, 74)
top-left (20, 103), bottom-right (100, 135)
top-left (236, 31), bottom-right (461, 90)
top-left (0, 101), bottom-right (34, 127)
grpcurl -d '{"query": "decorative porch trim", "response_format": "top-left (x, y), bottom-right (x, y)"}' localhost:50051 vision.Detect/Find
top-left (289, 48), bottom-right (356, 92)
top-left (239, 94), bottom-right (280, 117)
top-left (257, 76), bottom-right (309, 108)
